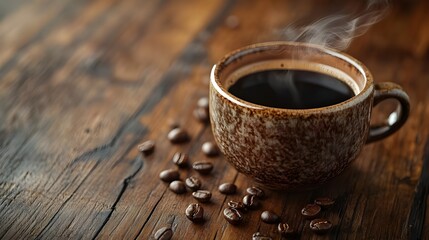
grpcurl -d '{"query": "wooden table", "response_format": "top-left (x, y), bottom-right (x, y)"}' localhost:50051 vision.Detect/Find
top-left (0, 0), bottom-right (428, 239)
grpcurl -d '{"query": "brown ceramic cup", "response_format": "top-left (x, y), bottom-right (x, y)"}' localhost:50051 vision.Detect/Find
top-left (209, 42), bottom-right (410, 189)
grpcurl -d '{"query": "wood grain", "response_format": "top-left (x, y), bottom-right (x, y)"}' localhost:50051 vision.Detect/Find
top-left (0, 0), bottom-right (428, 239)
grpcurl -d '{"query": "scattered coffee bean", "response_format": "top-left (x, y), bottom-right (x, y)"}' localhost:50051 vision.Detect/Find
top-left (227, 201), bottom-right (247, 211)
top-left (202, 142), bottom-right (219, 157)
top-left (243, 194), bottom-right (260, 209)
top-left (169, 180), bottom-right (186, 194)
top-left (197, 97), bottom-right (209, 110)
top-left (225, 15), bottom-right (240, 29)
top-left (246, 186), bottom-right (265, 198)
top-left (301, 204), bottom-right (321, 219)
top-left (218, 183), bottom-right (237, 195)
top-left (314, 197), bottom-right (335, 208)
top-left (309, 219), bottom-right (332, 234)
top-left (260, 210), bottom-right (280, 224)
top-left (137, 140), bottom-right (155, 156)
top-left (185, 176), bottom-right (202, 191)
top-left (172, 152), bottom-right (189, 168)
top-left (153, 227), bottom-right (173, 240)
top-left (278, 222), bottom-right (295, 237)
top-left (192, 190), bottom-right (212, 203)
top-left (252, 232), bottom-right (272, 240)
top-left (192, 161), bottom-right (213, 175)
top-left (185, 203), bottom-right (204, 223)
top-left (159, 169), bottom-right (180, 183)
top-left (223, 207), bottom-right (243, 225)
top-left (167, 128), bottom-right (190, 144)
top-left (193, 107), bottom-right (209, 123)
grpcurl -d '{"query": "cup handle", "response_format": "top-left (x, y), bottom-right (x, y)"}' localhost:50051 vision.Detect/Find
top-left (366, 82), bottom-right (410, 144)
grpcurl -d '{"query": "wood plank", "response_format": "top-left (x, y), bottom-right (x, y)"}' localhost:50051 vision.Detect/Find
top-left (0, 0), bottom-right (226, 239)
top-left (0, 0), bottom-right (428, 239)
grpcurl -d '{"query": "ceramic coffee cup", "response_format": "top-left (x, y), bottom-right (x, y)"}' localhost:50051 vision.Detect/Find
top-left (209, 42), bottom-right (410, 189)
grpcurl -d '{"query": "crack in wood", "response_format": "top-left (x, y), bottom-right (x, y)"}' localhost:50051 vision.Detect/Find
top-left (33, 160), bottom-right (101, 240)
top-left (133, 190), bottom-right (166, 240)
top-left (91, 157), bottom-right (143, 240)
top-left (407, 136), bottom-right (429, 240)
top-left (213, 230), bottom-right (218, 240)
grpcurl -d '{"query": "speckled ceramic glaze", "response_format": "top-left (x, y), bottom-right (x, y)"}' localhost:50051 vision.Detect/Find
top-left (209, 42), bottom-right (410, 189)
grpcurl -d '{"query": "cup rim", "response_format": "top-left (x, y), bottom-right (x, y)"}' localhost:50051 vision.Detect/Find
top-left (210, 41), bottom-right (374, 114)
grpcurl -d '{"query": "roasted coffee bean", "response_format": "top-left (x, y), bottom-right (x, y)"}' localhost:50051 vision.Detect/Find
top-left (278, 223), bottom-right (295, 237)
top-left (167, 128), bottom-right (190, 144)
top-left (185, 203), bottom-right (204, 222)
top-left (260, 210), bottom-right (280, 224)
top-left (314, 197), bottom-right (335, 208)
top-left (197, 97), bottom-right (209, 110)
top-left (172, 152), bottom-right (189, 168)
top-left (169, 180), bottom-right (186, 194)
top-left (192, 190), bottom-right (212, 203)
top-left (218, 183), bottom-right (236, 194)
top-left (185, 176), bottom-right (202, 191)
top-left (137, 140), bottom-right (155, 156)
top-left (192, 161), bottom-right (213, 175)
top-left (243, 194), bottom-right (260, 209)
top-left (223, 207), bottom-right (243, 225)
top-left (252, 232), bottom-right (272, 240)
top-left (153, 227), bottom-right (173, 240)
top-left (301, 204), bottom-right (321, 219)
top-left (227, 201), bottom-right (247, 211)
top-left (246, 186), bottom-right (265, 198)
top-left (159, 169), bottom-right (180, 183)
top-left (193, 107), bottom-right (209, 123)
top-left (309, 219), bottom-right (332, 234)
top-left (201, 142), bottom-right (219, 157)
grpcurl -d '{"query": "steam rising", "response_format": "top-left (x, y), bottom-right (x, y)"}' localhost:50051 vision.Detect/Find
top-left (280, 0), bottom-right (389, 50)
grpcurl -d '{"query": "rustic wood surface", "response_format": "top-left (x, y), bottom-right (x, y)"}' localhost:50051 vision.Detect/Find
top-left (0, 0), bottom-right (428, 239)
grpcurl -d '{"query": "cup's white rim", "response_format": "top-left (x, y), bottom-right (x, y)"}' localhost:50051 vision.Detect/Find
top-left (210, 41), bottom-right (374, 114)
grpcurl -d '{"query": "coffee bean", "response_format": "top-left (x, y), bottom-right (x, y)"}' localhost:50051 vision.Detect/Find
top-left (252, 232), bottom-right (272, 240)
top-left (260, 210), bottom-right (280, 224)
top-left (314, 197), bottom-right (335, 208)
top-left (172, 152), bottom-right (189, 168)
top-left (153, 227), bottom-right (173, 240)
top-left (185, 176), bottom-right (202, 191)
top-left (192, 190), bottom-right (212, 203)
top-left (243, 194), bottom-right (260, 209)
top-left (201, 142), bottom-right (219, 157)
top-left (197, 97), bottom-right (209, 110)
top-left (246, 186), bottom-right (265, 198)
top-left (167, 128), bottom-right (190, 144)
top-left (309, 219), bottom-right (332, 234)
top-left (193, 107), bottom-right (209, 123)
top-left (185, 203), bottom-right (204, 222)
top-left (192, 161), bottom-right (213, 175)
top-left (301, 204), bottom-right (321, 219)
top-left (278, 222), bottom-right (295, 237)
top-left (223, 207), bottom-right (243, 225)
top-left (227, 201), bottom-right (247, 211)
top-left (159, 169), bottom-right (180, 183)
top-left (169, 180), bottom-right (186, 194)
top-left (137, 140), bottom-right (155, 156)
top-left (218, 183), bottom-right (236, 195)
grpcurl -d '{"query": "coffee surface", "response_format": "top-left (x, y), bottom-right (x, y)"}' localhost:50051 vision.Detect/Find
top-left (228, 70), bottom-right (355, 109)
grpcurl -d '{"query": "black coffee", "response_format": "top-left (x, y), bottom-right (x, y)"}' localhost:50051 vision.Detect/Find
top-left (228, 70), bottom-right (355, 109)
